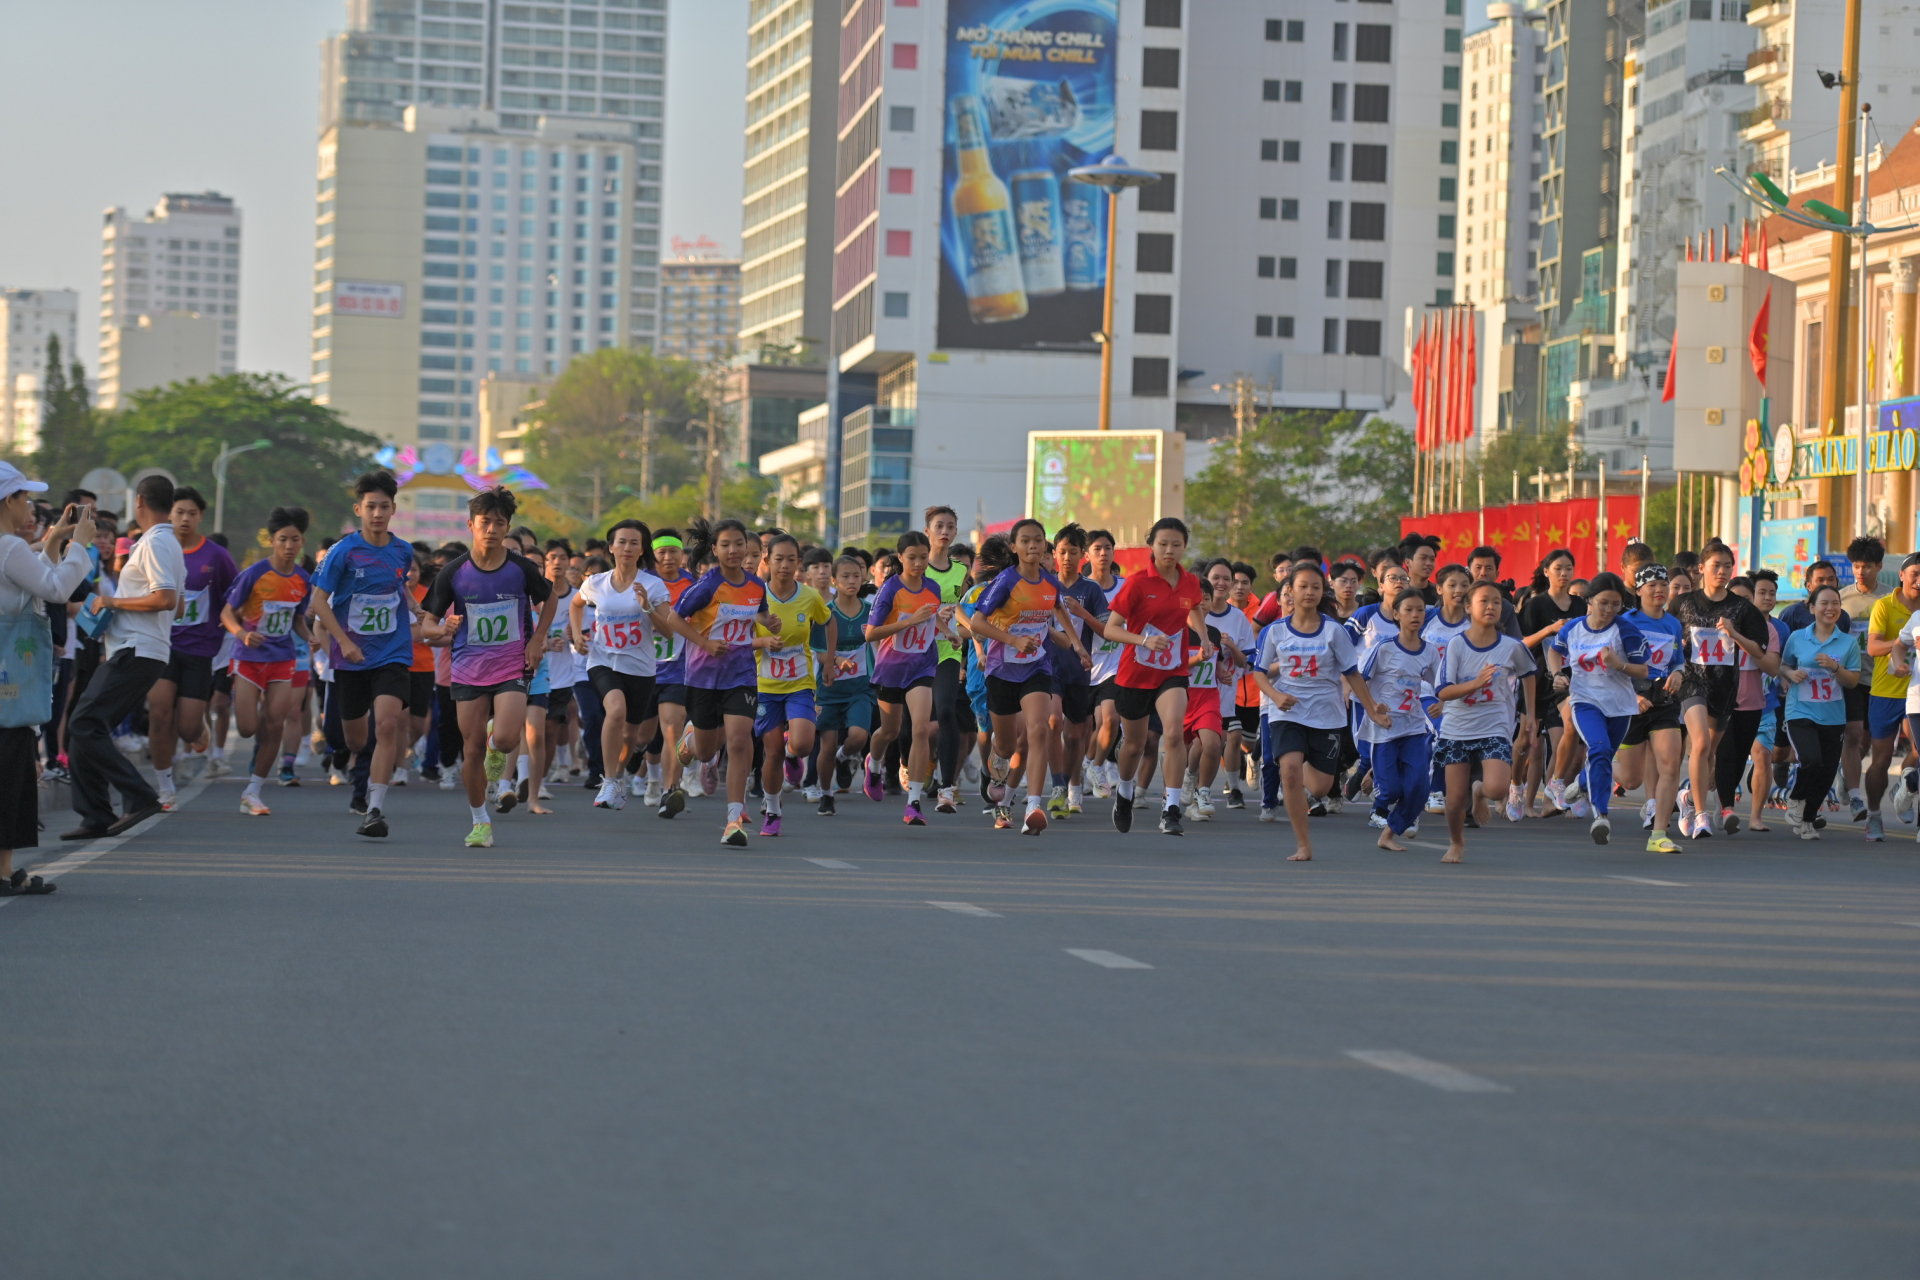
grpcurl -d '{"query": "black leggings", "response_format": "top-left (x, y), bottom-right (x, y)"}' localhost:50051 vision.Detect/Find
top-left (933, 658), bottom-right (962, 787)
top-left (1714, 708), bottom-right (1765, 804)
top-left (1786, 718), bottom-right (1845, 809)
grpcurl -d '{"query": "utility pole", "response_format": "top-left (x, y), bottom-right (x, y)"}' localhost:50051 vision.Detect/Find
top-left (640, 407), bottom-right (654, 499)
top-left (1819, 0), bottom-right (1865, 536)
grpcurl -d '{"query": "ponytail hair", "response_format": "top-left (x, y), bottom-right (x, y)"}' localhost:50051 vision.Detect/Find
top-left (682, 516), bottom-right (748, 566)
top-left (1530, 548), bottom-right (1576, 593)
top-left (267, 505), bottom-right (310, 535)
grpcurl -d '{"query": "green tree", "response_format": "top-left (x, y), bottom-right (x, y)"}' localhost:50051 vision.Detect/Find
top-left (524, 348), bottom-right (709, 524)
top-left (103, 373), bottom-right (378, 546)
top-left (23, 334), bottom-right (109, 492)
top-left (1188, 409), bottom-right (1412, 562)
top-left (1464, 427), bottom-right (1581, 506)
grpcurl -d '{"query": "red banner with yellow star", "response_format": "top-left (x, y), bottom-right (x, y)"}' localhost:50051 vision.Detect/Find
top-left (1403, 498), bottom-right (1642, 579)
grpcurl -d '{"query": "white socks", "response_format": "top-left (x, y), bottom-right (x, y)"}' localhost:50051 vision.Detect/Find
top-left (368, 784), bottom-right (387, 812)
top-left (765, 791), bottom-right (782, 815)
top-left (647, 762), bottom-right (662, 782)
top-left (154, 767), bottom-right (173, 788)
top-left (1118, 780), bottom-right (1136, 799)
top-left (907, 781), bottom-right (924, 804)
top-left (727, 801), bottom-right (745, 822)
top-left (1026, 795), bottom-right (1043, 814)
top-left (1165, 786), bottom-right (1182, 809)
top-left (469, 805), bottom-right (489, 824)
top-left (245, 775), bottom-right (266, 798)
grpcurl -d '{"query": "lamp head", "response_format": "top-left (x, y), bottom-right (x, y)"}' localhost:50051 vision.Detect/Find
top-left (1067, 154), bottom-right (1161, 191)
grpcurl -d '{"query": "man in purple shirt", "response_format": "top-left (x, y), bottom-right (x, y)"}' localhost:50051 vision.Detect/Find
top-left (148, 486), bottom-right (235, 809)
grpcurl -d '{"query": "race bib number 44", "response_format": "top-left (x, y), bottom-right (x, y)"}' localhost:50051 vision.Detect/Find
top-left (1691, 626), bottom-right (1733, 666)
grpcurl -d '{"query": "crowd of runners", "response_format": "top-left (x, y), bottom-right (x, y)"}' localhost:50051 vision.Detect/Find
top-left (8, 460), bottom-right (1920, 896)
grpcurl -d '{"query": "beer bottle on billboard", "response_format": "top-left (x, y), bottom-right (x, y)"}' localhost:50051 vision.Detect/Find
top-left (1011, 169), bottom-right (1066, 297)
top-left (950, 95), bottom-right (1029, 323)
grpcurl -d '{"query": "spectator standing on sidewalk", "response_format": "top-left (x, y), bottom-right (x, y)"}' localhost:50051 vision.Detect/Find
top-left (0, 463), bottom-right (96, 893)
top-left (64, 474), bottom-right (184, 840)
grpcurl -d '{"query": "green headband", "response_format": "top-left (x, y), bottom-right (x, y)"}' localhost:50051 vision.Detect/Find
top-left (652, 535), bottom-right (683, 549)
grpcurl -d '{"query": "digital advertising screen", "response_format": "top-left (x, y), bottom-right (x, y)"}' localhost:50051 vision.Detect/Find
top-left (1028, 431), bottom-right (1167, 546)
top-left (937, 0), bottom-right (1118, 353)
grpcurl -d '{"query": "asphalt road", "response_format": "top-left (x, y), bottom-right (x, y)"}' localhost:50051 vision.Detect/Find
top-left (4, 767), bottom-right (1916, 1279)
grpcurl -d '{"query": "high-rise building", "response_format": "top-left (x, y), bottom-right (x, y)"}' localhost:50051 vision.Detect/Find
top-left (1537, 0), bottom-right (1641, 322)
top-left (0, 287), bottom-right (79, 453)
top-left (822, 0), bottom-right (1469, 538)
top-left (1742, 0), bottom-right (1920, 188)
top-left (98, 192), bottom-right (242, 408)
top-left (738, 0), bottom-right (839, 355)
top-left (315, 0), bottom-right (667, 448)
top-left (1457, 6), bottom-right (1546, 314)
top-left (658, 257), bottom-right (742, 364)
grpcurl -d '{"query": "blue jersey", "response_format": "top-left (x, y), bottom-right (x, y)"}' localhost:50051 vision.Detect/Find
top-left (1625, 608), bottom-right (1685, 703)
top-left (311, 530), bottom-right (417, 671)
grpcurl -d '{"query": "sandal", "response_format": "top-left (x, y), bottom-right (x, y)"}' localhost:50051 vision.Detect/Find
top-left (0, 869), bottom-right (57, 896)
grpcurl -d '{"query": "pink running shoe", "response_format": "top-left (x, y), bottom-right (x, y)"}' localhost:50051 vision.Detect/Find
top-left (759, 814), bottom-right (782, 837)
top-left (700, 757), bottom-right (720, 796)
top-left (988, 777), bottom-right (1008, 805)
top-left (863, 765), bottom-right (885, 803)
top-left (783, 754), bottom-right (804, 789)
top-left (903, 801), bottom-right (925, 826)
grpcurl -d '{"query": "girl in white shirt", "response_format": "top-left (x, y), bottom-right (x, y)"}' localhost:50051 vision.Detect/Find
top-left (1435, 582), bottom-right (1539, 864)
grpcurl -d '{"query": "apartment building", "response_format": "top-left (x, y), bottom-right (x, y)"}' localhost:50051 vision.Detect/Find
top-left (1743, 0), bottom-right (1920, 188)
top-left (0, 287), bottom-right (79, 452)
top-left (657, 257), bottom-right (742, 364)
top-left (98, 192), bottom-right (241, 408)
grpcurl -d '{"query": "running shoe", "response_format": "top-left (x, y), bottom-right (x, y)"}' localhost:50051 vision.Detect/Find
top-left (1719, 807), bottom-right (1741, 835)
top-left (203, 757), bottom-right (233, 779)
top-left (1224, 788), bottom-right (1245, 810)
top-left (722, 821), bottom-right (749, 847)
top-left (349, 795), bottom-right (369, 816)
top-left (1590, 814), bottom-right (1610, 845)
top-left (421, 764), bottom-right (441, 782)
top-left (1896, 776), bottom-right (1919, 825)
top-left (936, 786), bottom-right (959, 815)
top-left (1794, 817), bottom-right (1821, 841)
top-left (1690, 812), bottom-right (1713, 839)
top-left (156, 786), bottom-right (178, 813)
top-left (1504, 790), bottom-right (1524, 823)
top-left (676, 730), bottom-right (697, 766)
top-left (1569, 797), bottom-right (1591, 819)
top-left (988, 776), bottom-right (1008, 805)
top-left (993, 806), bottom-right (1013, 830)
top-left (357, 808), bottom-right (389, 838)
top-left (464, 822), bottom-right (493, 848)
top-left (239, 794), bottom-right (270, 816)
top-left (817, 793), bottom-right (836, 816)
top-left (1405, 822), bottom-right (1420, 838)
top-left (1091, 774), bottom-right (1111, 800)
top-left (1641, 798), bottom-right (1656, 830)
top-left (1324, 793), bottom-right (1344, 815)
top-left (1849, 791), bottom-right (1869, 823)
top-left (644, 779), bottom-right (663, 809)
top-left (328, 766), bottom-right (348, 787)
top-left (657, 786), bottom-right (686, 819)
top-left (391, 767), bottom-right (408, 786)
top-left (628, 774), bottom-right (644, 799)
top-left (584, 771), bottom-right (604, 788)
top-left (279, 765), bottom-right (300, 787)
top-left (835, 755), bottom-right (854, 792)
top-left (1307, 795), bottom-right (1328, 817)
top-left (904, 801), bottom-right (925, 826)
top-left (759, 814), bottom-right (782, 837)
top-left (1259, 806), bottom-right (1280, 823)
top-left (1366, 810), bottom-right (1388, 829)
top-left (1067, 784), bottom-right (1083, 814)
top-left (496, 784), bottom-right (517, 814)
top-left (1343, 768), bottom-right (1370, 802)
top-left (537, 784), bottom-right (552, 800)
top-left (1545, 777), bottom-right (1568, 812)
top-left (802, 784), bottom-right (823, 803)
top-left (1047, 786), bottom-right (1069, 819)
top-left (1676, 787), bottom-right (1696, 833)
top-left (700, 757), bottom-right (721, 797)
top-left (1645, 833), bottom-right (1680, 854)
top-left (1194, 788), bottom-right (1215, 820)
top-left (1425, 790), bottom-right (1446, 814)
top-left (863, 765), bottom-right (885, 803)
top-left (438, 772), bottom-right (460, 790)
top-left (484, 747), bottom-right (508, 783)
top-left (594, 779), bottom-right (624, 810)
top-left (783, 754), bottom-right (804, 789)
top-left (1159, 805), bottom-right (1184, 836)
top-left (1023, 806), bottom-right (1047, 835)
top-left (1112, 792), bottom-right (1134, 833)
top-left (1866, 811), bottom-right (1886, 842)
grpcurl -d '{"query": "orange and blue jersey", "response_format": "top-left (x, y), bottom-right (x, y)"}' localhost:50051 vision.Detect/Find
top-left (224, 560), bottom-right (312, 662)
top-left (653, 569), bottom-right (697, 684)
top-left (674, 567), bottom-right (767, 689)
top-left (973, 565), bottom-right (1062, 679)
top-left (868, 573), bottom-right (943, 687)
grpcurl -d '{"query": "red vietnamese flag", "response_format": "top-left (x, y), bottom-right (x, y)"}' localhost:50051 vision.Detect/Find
top-left (1446, 308), bottom-right (1462, 445)
top-left (1760, 231), bottom-right (1770, 271)
top-left (1411, 314), bottom-right (1429, 449)
top-left (1459, 309), bottom-right (1477, 441)
top-left (1750, 287), bottom-right (1771, 388)
top-left (1662, 328), bottom-right (1679, 403)
top-left (1741, 219), bottom-right (1752, 265)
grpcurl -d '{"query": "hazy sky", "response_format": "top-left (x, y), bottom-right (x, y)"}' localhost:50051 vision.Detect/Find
top-left (0, 0), bottom-right (748, 383)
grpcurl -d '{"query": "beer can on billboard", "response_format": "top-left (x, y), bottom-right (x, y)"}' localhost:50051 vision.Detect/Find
top-left (1061, 177), bottom-right (1106, 293)
top-left (1010, 170), bottom-right (1066, 298)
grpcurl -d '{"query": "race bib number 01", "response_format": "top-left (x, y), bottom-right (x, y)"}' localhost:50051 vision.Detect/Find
top-left (173, 587), bottom-right (209, 628)
top-left (762, 646), bottom-right (807, 681)
top-left (1691, 626), bottom-right (1733, 666)
top-left (1135, 623), bottom-right (1179, 672)
top-left (467, 599), bottom-right (522, 648)
top-left (351, 591), bottom-right (400, 636)
top-left (259, 600), bottom-right (296, 638)
top-left (710, 602), bottom-right (758, 646)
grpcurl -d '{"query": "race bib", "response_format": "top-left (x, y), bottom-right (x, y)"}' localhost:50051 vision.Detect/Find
top-left (467, 598), bottom-right (522, 648)
top-left (895, 619), bottom-right (936, 654)
top-left (1135, 623), bottom-right (1179, 672)
top-left (1276, 639), bottom-right (1327, 682)
top-left (1690, 626), bottom-right (1733, 667)
top-left (173, 587), bottom-right (210, 628)
top-left (1191, 656), bottom-right (1215, 688)
top-left (1095, 635), bottom-right (1123, 654)
top-left (1393, 685), bottom-right (1421, 714)
top-left (598, 614), bottom-right (646, 652)
top-left (259, 600), bottom-right (296, 638)
top-left (710, 602), bottom-right (758, 646)
top-left (1004, 619), bottom-right (1048, 664)
top-left (834, 647), bottom-right (871, 679)
top-left (1645, 643), bottom-right (1669, 672)
top-left (350, 591), bottom-right (400, 636)
top-left (1803, 671), bottom-right (1839, 702)
top-left (761, 646), bottom-right (808, 682)
top-left (1570, 641), bottom-right (1611, 675)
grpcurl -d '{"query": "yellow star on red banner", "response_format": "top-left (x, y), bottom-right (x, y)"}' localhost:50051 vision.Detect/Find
top-left (1613, 518), bottom-right (1632, 538)
top-left (1546, 524), bottom-right (1564, 543)
top-left (1489, 528), bottom-right (1507, 547)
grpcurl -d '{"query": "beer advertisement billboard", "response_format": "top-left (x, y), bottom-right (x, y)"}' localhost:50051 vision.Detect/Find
top-left (1027, 430), bottom-right (1182, 547)
top-left (937, 0), bottom-right (1118, 353)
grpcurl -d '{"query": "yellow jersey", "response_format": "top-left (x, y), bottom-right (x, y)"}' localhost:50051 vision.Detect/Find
top-left (757, 582), bottom-right (832, 695)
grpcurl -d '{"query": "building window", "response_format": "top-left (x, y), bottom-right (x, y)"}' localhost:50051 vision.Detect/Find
top-left (1327, 200), bottom-right (1344, 239)
top-left (1331, 83), bottom-right (1347, 121)
top-left (1323, 317), bottom-right (1340, 353)
top-left (1137, 232), bottom-right (1175, 273)
top-left (1439, 177), bottom-right (1457, 202)
top-left (1352, 145), bottom-right (1388, 182)
top-left (1329, 142), bottom-right (1346, 181)
top-left (1346, 319), bottom-right (1383, 355)
top-left (1281, 198), bottom-right (1299, 220)
top-left (1440, 140), bottom-right (1458, 164)
top-left (1258, 256), bottom-right (1276, 278)
top-left (1346, 260), bottom-right (1385, 298)
top-left (1441, 102), bottom-right (1458, 127)
top-left (1276, 315), bottom-right (1296, 338)
top-left (1349, 202), bottom-right (1386, 239)
top-left (1137, 173), bottom-right (1177, 213)
top-left (1333, 22), bottom-right (1349, 60)
top-left (1131, 356), bottom-right (1170, 396)
top-left (1437, 251), bottom-right (1456, 276)
top-left (1139, 110), bottom-right (1179, 150)
top-left (1265, 18), bottom-right (1282, 40)
top-left (1443, 28), bottom-right (1462, 54)
top-left (885, 229), bottom-right (912, 256)
top-left (1263, 79), bottom-right (1282, 102)
top-left (1278, 256), bottom-right (1297, 279)
top-left (1283, 139), bottom-right (1301, 162)
top-left (887, 167), bottom-right (914, 194)
top-left (891, 42), bottom-right (917, 69)
top-left (1261, 139), bottom-right (1279, 161)
top-left (1438, 213), bottom-right (1456, 237)
top-left (1134, 293), bottom-right (1173, 334)
top-left (1256, 315), bottom-right (1274, 337)
top-left (1326, 259), bottom-right (1343, 297)
top-left (1442, 66), bottom-right (1460, 90)
top-left (883, 291), bottom-right (909, 318)
top-left (888, 106), bottom-right (915, 131)
top-left (1142, 47), bottom-right (1180, 88)
top-left (1356, 24), bottom-right (1392, 61)
top-left (1260, 197), bottom-right (1279, 220)
top-left (1284, 80), bottom-right (1303, 102)
top-left (1354, 84), bottom-right (1390, 123)
top-left (1144, 0), bottom-right (1181, 27)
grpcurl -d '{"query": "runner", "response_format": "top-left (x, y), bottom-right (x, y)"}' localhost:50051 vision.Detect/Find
top-left (530, 541), bottom-right (577, 811)
top-left (1742, 569), bottom-right (1792, 833)
top-left (1618, 564), bottom-right (1687, 852)
top-left (1249, 562), bottom-right (1391, 859)
top-left (646, 529), bottom-right (699, 816)
top-left (864, 531), bottom-right (945, 824)
top-left (1858, 553), bottom-right (1920, 839)
top-left (812, 554), bottom-right (874, 817)
top-left (401, 556), bottom-right (437, 790)
top-left (1197, 558), bottom-right (1256, 819)
top-left (674, 518), bottom-right (782, 847)
top-left (149, 486), bottom-right (235, 810)
top-left (921, 506), bottom-right (972, 814)
top-left (220, 507), bottom-right (312, 817)
top-left (1047, 523), bottom-right (1106, 817)
top-left (1670, 539), bottom-right (1773, 839)
top-left (1360, 588), bottom-right (1443, 851)
top-left (1433, 581), bottom-right (1538, 864)
top-left (572, 520), bottom-right (682, 816)
top-left (1546, 572), bottom-right (1650, 845)
top-left (421, 487), bottom-right (559, 848)
top-left (1083, 529), bottom-right (1126, 799)
top-left (753, 532), bottom-right (833, 835)
top-left (306, 471), bottom-right (422, 838)
top-left (1519, 550), bottom-right (1587, 818)
top-left (1095, 519), bottom-right (1210, 836)
top-left (1415, 564), bottom-right (1474, 817)
top-left (1780, 584), bottom-right (1861, 839)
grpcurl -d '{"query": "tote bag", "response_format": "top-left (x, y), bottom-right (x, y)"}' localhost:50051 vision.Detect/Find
top-left (0, 608), bottom-right (54, 728)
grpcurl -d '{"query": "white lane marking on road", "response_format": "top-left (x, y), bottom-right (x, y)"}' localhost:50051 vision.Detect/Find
top-left (2, 771), bottom-right (214, 910)
top-left (1345, 1049), bottom-right (1511, 1093)
top-left (928, 901), bottom-right (1001, 917)
top-left (1898, 922), bottom-right (1920, 929)
top-left (1065, 948), bottom-right (1153, 969)
top-left (1402, 840), bottom-right (1455, 852)
top-left (804, 857), bottom-right (857, 869)
top-left (1605, 874), bottom-right (1689, 887)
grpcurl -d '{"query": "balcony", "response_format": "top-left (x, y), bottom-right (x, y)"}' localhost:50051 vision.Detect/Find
top-left (1747, 0), bottom-right (1792, 28)
top-left (1738, 97), bottom-right (1789, 143)
top-left (1745, 43), bottom-right (1788, 85)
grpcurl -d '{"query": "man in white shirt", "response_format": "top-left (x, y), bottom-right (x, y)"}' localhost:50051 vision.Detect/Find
top-left (64, 474), bottom-right (185, 838)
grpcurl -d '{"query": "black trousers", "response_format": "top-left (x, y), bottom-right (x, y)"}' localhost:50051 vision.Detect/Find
top-left (69, 649), bottom-right (165, 828)
top-left (934, 658), bottom-right (962, 787)
top-left (1713, 708), bottom-right (1765, 805)
top-left (1786, 718), bottom-right (1846, 810)
top-left (1, 724), bottom-right (40, 849)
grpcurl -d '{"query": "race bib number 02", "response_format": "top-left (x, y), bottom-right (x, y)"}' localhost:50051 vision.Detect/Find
top-left (467, 599), bottom-right (522, 648)
top-left (710, 602), bottom-right (758, 646)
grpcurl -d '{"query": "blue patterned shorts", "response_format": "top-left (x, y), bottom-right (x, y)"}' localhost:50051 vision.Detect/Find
top-left (1433, 734), bottom-right (1514, 767)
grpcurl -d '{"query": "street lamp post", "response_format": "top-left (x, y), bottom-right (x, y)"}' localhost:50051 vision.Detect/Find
top-left (1067, 156), bottom-right (1161, 431)
top-left (212, 438), bottom-right (272, 534)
